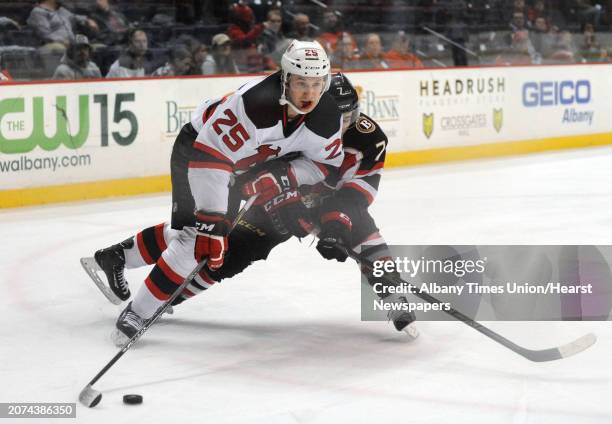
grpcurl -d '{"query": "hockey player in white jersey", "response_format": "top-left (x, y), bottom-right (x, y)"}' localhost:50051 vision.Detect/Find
top-left (91, 40), bottom-right (344, 344)
top-left (85, 71), bottom-right (418, 345)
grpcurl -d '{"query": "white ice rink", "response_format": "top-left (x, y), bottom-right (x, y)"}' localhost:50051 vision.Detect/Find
top-left (1, 147), bottom-right (611, 423)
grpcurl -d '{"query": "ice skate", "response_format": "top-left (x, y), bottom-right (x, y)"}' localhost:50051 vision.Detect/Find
top-left (112, 302), bottom-right (146, 346)
top-left (387, 297), bottom-right (420, 340)
top-left (81, 239), bottom-right (133, 304)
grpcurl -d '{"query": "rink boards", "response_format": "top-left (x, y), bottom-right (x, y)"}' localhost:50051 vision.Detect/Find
top-left (1, 64), bottom-right (611, 207)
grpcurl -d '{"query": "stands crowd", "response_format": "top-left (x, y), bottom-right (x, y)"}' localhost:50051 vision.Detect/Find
top-left (0, 0), bottom-right (610, 81)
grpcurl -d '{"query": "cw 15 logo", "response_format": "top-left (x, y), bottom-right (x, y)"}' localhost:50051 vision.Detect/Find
top-left (522, 80), bottom-right (591, 107)
top-left (0, 93), bottom-right (138, 154)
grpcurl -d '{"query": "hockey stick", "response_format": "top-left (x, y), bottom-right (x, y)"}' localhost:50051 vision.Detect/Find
top-left (78, 195), bottom-right (258, 408)
top-left (342, 246), bottom-right (597, 362)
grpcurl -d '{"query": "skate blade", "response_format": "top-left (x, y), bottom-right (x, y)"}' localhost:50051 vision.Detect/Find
top-left (403, 323), bottom-right (420, 341)
top-left (80, 257), bottom-right (123, 305)
top-left (111, 328), bottom-right (130, 347)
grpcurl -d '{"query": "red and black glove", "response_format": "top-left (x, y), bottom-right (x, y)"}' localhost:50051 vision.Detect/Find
top-left (242, 162), bottom-right (297, 206)
top-left (316, 210), bottom-right (352, 262)
top-left (194, 211), bottom-right (230, 270)
top-left (264, 189), bottom-right (314, 238)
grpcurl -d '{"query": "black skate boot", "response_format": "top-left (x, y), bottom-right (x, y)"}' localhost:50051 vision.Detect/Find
top-left (387, 296), bottom-right (420, 340)
top-left (112, 302), bottom-right (146, 346)
top-left (94, 238), bottom-right (133, 301)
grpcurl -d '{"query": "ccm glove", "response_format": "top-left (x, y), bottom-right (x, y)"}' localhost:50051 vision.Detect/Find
top-left (264, 189), bottom-right (313, 238)
top-left (316, 211), bottom-right (352, 262)
top-left (194, 211), bottom-right (230, 270)
top-left (242, 162), bottom-right (297, 205)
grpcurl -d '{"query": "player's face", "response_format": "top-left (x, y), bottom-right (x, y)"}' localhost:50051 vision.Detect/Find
top-left (287, 75), bottom-right (325, 113)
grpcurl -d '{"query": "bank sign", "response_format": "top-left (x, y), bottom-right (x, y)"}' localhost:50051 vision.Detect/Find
top-left (521, 80), bottom-right (594, 126)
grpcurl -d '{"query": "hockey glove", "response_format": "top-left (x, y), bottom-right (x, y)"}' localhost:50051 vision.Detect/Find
top-left (242, 162), bottom-right (297, 206)
top-left (264, 189), bottom-right (314, 238)
top-left (194, 211), bottom-right (230, 270)
top-left (316, 211), bottom-right (352, 262)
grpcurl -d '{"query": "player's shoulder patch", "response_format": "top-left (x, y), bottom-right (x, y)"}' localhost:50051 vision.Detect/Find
top-left (356, 115), bottom-right (376, 134)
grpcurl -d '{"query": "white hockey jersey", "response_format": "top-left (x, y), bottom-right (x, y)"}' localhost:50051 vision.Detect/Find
top-left (188, 71), bottom-right (344, 214)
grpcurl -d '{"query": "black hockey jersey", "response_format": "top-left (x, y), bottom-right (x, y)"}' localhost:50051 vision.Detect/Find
top-left (330, 113), bottom-right (387, 208)
top-left (187, 71), bottom-right (344, 214)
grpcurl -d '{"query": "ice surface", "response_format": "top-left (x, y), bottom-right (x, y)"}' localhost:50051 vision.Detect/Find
top-left (1, 147), bottom-right (611, 423)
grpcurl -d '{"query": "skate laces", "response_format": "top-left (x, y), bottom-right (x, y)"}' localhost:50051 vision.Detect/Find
top-left (113, 266), bottom-right (129, 295)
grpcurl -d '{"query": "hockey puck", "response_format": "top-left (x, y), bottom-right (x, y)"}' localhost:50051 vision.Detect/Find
top-left (122, 394), bottom-right (143, 405)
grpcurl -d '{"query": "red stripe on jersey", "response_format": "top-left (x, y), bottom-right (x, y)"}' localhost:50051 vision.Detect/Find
top-left (157, 257), bottom-right (184, 285)
top-left (344, 182), bottom-right (374, 205)
top-left (313, 161), bottom-right (330, 177)
top-left (339, 152), bottom-right (358, 178)
top-left (145, 276), bottom-right (169, 300)
top-left (182, 288), bottom-right (195, 298)
top-left (356, 162), bottom-right (384, 176)
top-left (202, 103), bottom-right (219, 126)
top-left (188, 161), bottom-right (233, 172)
top-left (296, 114), bottom-right (306, 127)
top-left (193, 143), bottom-right (233, 164)
top-left (154, 223), bottom-right (167, 252)
top-left (198, 269), bottom-right (216, 285)
top-left (136, 232), bottom-right (154, 264)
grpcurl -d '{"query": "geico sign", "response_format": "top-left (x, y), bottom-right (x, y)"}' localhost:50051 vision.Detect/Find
top-left (522, 80), bottom-right (591, 107)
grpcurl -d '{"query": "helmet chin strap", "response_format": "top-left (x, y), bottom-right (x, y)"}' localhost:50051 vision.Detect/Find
top-left (279, 83), bottom-right (324, 116)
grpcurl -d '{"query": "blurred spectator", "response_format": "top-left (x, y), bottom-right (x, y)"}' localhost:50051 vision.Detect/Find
top-left (317, 10), bottom-right (356, 54)
top-left (510, 11), bottom-right (527, 31)
top-left (527, 0), bottom-right (547, 27)
top-left (53, 34), bottom-right (101, 80)
top-left (226, 2), bottom-right (266, 72)
top-left (354, 33), bottom-right (389, 69)
top-left (175, 34), bottom-right (212, 75)
top-left (0, 17), bottom-right (21, 30)
top-left (330, 32), bottom-right (360, 69)
top-left (495, 30), bottom-right (535, 64)
top-left (27, 0), bottom-right (99, 52)
top-left (289, 13), bottom-right (315, 41)
top-left (384, 31), bottom-right (424, 68)
top-left (90, 0), bottom-right (130, 46)
top-left (152, 45), bottom-right (193, 76)
top-left (549, 30), bottom-right (577, 62)
top-left (106, 28), bottom-right (149, 78)
top-left (259, 8), bottom-right (285, 62)
top-left (202, 33), bottom-right (239, 75)
top-left (579, 23), bottom-right (607, 61)
top-left (529, 16), bottom-right (555, 58)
